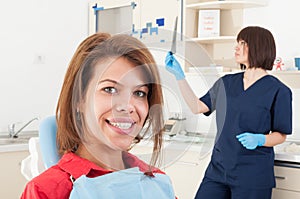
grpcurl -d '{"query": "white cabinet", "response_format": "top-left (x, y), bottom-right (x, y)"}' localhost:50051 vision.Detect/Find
top-left (272, 188), bottom-right (300, 199)
top-left (163, 150), bottom-right (211, 199)
top-left (272, 163), bottom-right (300, 199)
top-left (183, 0), bottom-right (267, 69)
top-left (0, 150), bottom-right (29, 198)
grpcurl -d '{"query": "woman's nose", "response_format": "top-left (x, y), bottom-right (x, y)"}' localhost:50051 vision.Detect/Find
top-left (115, 103), bottom-right (135, 114)
top-left (114, 94), bottom-right (135, 114)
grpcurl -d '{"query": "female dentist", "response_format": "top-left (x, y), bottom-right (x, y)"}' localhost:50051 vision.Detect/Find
top-left (165, 26), bottom-right (292, 199)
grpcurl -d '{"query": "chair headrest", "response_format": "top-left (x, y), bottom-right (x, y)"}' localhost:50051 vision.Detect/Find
top-left (39, 116), bottom-right (60, 168)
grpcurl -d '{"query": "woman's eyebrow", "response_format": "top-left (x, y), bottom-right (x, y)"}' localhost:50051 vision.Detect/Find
top-left (99, 79), bottom-right (148, 86)
top-left (98, 79), bottom-right (118, 85)
top-left (135, 83), bottom-right (149, 89)
top-left (98, 79), bottom-right (149, 90)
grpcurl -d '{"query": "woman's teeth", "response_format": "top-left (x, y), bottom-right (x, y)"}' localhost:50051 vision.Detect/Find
top-left (109, 122), bottom-right (133, 129)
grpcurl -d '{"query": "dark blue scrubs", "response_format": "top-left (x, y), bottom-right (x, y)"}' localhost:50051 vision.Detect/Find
top-left (195, 72), bottom-right (292, 199)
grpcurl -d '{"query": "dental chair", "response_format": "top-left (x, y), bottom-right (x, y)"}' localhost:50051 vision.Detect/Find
top-left (21, 115), bottom-right (60, 180)
top-left (39, 115), bottom-right (60, 169)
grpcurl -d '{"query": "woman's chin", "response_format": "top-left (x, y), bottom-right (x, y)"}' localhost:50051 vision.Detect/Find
top-left (108, 139), bottom-right (134, 151)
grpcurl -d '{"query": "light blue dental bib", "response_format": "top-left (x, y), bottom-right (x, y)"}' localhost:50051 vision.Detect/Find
top-left (69, 167), bottom-right (175, 199)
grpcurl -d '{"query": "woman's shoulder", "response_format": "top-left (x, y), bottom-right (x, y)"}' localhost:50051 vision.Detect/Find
top-left (124, 152), bottom-right (165, 174)
top-left (30, 152), bottom-right (81, 185)
top-left (34, 164), bottom-right (72, 183)
top-left (267, 75), bottom-right (292, 93)
top-left (215, 72), bottom-right (243, 86)
top-left (21, 165), bottom-right (72, 199)
top-left (222, 71), bottom-right (243, 80)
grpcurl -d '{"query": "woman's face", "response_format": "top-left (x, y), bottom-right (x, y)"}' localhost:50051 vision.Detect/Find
top-left (90, 57), bottom-right (149, 151)
top-left (235, 40), bottom-right (249, 67)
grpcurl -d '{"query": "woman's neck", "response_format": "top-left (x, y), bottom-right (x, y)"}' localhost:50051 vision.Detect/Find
top-left (76, 144), bottom-right (125, 171)
top-left (243, 67), bottom-right (268, 81)
top-left (242, 67), bottom-right (268, 90)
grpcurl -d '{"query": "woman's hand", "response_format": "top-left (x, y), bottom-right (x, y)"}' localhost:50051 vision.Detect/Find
top-left (236, 132), bottom-right (266, 150)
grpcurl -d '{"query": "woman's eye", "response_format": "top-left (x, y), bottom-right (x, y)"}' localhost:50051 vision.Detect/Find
top-left (134, 90), bottom-right (147, 98)
top-left (240, 41), bottom-right (247, 46)
top-left (103, 87), bottom-right (117, 94)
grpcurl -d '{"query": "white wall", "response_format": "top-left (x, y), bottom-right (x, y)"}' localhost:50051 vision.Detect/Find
top-left (243, 0), bottom-right (300, 67)
top-left (0, 0), bottom-right (95, 132)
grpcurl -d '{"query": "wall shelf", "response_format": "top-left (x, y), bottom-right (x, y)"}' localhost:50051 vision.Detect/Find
top-left (186, 1), bottom-right (268, 10)
top-left (183, 0), bottom-right (268, 68)
top-left (188, 36), bottom-right (236, 44)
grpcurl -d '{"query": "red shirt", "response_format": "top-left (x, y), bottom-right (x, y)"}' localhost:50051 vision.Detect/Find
top-left (21, 152), bottom-right (164, 199)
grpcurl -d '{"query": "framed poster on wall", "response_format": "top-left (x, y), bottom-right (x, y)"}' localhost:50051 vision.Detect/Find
top-left (198, 9), bottom-right (220, 38)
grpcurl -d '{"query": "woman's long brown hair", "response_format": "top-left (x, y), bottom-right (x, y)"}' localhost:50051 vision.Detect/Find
top-left (56, 33), bottom-right (164, 168)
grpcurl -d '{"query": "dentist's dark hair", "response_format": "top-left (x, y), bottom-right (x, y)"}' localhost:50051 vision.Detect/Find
top-left (237, 26), bottom-right (276, 70)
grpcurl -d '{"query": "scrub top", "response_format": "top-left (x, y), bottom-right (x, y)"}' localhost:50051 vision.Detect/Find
top-left (200, 72), bottom-right (292, 189)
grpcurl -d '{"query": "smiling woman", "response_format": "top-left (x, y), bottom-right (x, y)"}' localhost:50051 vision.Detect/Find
top-left (20, 33), bottom-right (176, 199)
top-left (96, 58), bottom-right (148, 137)
top-left (84, 57), bottom-right (150, 161)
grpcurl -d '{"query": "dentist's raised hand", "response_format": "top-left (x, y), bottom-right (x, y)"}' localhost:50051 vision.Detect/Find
top-left (165, 52), bottom-right (185, 80)
top-left (236, 132), bottom-right (266, 150)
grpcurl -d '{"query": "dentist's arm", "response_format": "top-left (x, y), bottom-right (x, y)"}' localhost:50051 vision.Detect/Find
top-left (165, 53), bottom-right (209, 114)
top-left (177, 80), bottom-right (209, 114)
top-left (265, 132), bottom-right (287, 146)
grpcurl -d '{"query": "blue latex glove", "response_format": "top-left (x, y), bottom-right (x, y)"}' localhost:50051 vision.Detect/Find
top-left (236, 132), bottom-right (266, 150)
top-left (165, 52), bottom-right (185, 80)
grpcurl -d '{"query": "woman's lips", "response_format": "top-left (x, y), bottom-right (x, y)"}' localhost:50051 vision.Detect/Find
top-left (105, 119), bottom-right (136, 135)
top-left (109, 121), bottom-right (133, 129)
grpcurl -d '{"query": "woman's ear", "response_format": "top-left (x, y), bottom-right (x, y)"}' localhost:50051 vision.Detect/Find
top-left (75, 102), bottom-right (85, 121)
top-left (240, 64), bottom-right (246, 70)
top-left (76, 107), bottom-right (81, 121)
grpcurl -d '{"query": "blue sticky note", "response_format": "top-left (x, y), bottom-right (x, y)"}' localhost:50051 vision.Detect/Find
top-left (150, 27), bottom-right (158, 35)
top-left (132, 24), bottom-right (138, 34)
top-left (156, 18), bottom-right (165, 26)
top-left (140, 31), bottom-right (143, 39)
top-left (141, 28), bottom-right (148, 33)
